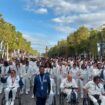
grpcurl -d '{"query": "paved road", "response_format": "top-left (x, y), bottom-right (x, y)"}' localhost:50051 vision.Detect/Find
top-left (0, 93), bottom-right (83, 105)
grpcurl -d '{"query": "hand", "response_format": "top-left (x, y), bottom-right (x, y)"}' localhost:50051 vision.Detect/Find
top-left (103, 81), bottom-right (105, 84)
top-left (1, 74), bottom-right (6, 78)
top-left (47, 95), bottom-right (49, 99)
top-left (80, 77), bottom-right (84, 80)
top-left (102, 93), bottom-right (105, 96)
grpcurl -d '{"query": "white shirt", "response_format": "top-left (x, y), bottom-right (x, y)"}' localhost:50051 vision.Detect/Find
top-left (70, 67), bottom-right (79, 80)
top-left (60, 78), bottom-right (78, 89)
top-left (50, 78), bottom-right (56, 94)
top-left (92, 68), bottom-right (101, 77)
top-left (6, 76), bottom-right (20, 88)
top-left (84, 81), bottom-right (101, 95)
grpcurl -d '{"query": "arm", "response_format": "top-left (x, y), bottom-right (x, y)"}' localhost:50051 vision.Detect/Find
top-left (83, 82), bottom-right (90, 96)
top-left (48, 76), bottom-right (51, 95)
top-left (33, 77), bottom-right (37, 97)
top-left (60, 79), bottom-right (65, 92)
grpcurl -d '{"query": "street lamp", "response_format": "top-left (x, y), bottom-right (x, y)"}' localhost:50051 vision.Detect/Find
top-left (99, 24), bottom-right (105, 57)
top-left (45, 46), bottom-right (48, 58)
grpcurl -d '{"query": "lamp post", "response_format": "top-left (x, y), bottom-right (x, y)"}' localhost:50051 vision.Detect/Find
top-left (45, 46), bottom-right (48, 58)
top-left (99, 25), bottom-right (105, 58)
top-left (6, 42), bottom-right (9, 60)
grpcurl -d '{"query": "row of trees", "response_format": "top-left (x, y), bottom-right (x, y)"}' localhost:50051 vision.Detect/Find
top-left (48, 26), bottom-right (105, 58)
top-left (0, 14), bottom-right (38, 56)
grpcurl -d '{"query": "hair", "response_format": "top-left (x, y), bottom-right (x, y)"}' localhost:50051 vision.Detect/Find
top-left (81, 64), bottom-right (86, 69)
top-left (39, 65), bottom-right (45, 69)
top-left (93, 76), bottom-right (100, 82)
top-left (4, 61), bottom-right (9, 67)
top-left (44, 61), bottom-right (52, 68)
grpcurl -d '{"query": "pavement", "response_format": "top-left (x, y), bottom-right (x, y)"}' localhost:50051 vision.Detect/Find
top-left (0, 93), bottom-right (83, 105)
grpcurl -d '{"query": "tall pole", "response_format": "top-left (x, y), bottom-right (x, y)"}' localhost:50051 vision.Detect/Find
top-left (45, 46), bottom-right (48, 58)
top-left (100, 29), bottom-right (103, 58)
top-left (6, 43), bottom-right (9, 60)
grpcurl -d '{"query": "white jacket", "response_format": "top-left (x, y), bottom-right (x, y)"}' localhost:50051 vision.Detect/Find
top-left (6, 76), bottom-right (20, 88)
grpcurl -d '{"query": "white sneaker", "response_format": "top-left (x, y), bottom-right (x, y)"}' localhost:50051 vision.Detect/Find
top-left (32, 95), bottom-right (34, 99)
top-left (81, 94), bottom-right (83, 99)
top-left (11, 101), bottom-right (14, 105)
top-left (25, 91), bottom-right (29, 95)
top-left (20, 91), bottom-right (24, 94)
top-left (6, 101), bottom-right (9, 105)
top-left (0, 90), bottom-right (2, 94)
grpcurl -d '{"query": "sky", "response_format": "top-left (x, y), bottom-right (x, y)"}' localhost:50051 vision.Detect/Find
top-left (0, 0), bottom-right (105, 53)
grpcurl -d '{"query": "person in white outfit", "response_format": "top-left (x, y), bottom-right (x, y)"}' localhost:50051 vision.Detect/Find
top-left (60, 74), bottom-right (78, 102)
top-left (84, 76), bottom-right (105, 105)
top-left (46, 74), bottom-right (56, 105)
top-left (5, 69), bottom-right (20, 105)
top-left (21, 60), bottom-right (32, 94)
top-left (70, 63), bottom-right (79, 84)
top-left (56, 62), bottom-right (63, 95)
top-left (0, 61), bottom-right (10, 93)
top-left (0, 60), bottom-right (3, 94)
top-left (79, 64), bottom-right (89, 98)
top-left (92, 63), bottom-right (102, 78)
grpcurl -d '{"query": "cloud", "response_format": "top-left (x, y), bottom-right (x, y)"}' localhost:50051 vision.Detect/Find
top-left (54, 25), bottom-right (75, 34)
top-left (34, 8), bottom-right (48, 14)
top-left (24, 0), bottom-right (105, 15)
top-left (23, 0), bottom-right (105, 33)
top-left (53, 12), bottom-right (105, 28)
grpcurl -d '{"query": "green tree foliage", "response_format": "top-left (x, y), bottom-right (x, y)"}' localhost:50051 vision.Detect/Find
top-left (48, 26), bottom-right (105, 58)
top-left (0, 14), bottom-right (38, 55)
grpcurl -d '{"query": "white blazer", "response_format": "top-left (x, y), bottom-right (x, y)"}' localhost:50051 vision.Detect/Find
top-left (6, 76), bottom-right (20, 88)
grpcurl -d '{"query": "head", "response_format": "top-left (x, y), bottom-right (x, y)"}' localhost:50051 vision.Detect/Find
top-left (26, 60), bottom-right (29, 66)
top-left (10, 70), bottom-right (16, 78)
top-left (97, 63), bottom-right (102, 69)
top-left (4, 61), bottom-right (9, 67)
top-left (39, 65), bottom-right (45, 74)
top-left (67, 74), bottom-right (72, 82)
top-left (93, 76), bottom-right (100, 85)
top-left (45, 61), bottom-right (52, 68)
top-left (73, 63), bottom-right (76, 68)
top-left (81, 64), bottom-right (86, 70)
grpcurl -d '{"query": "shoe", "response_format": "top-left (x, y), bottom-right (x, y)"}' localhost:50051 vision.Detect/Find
top-left (11, 101), bottom-right (14, 105)
top-left (0, 90), bottom-right (2, 94)
top-left (81, 94), bottom-right (83, 99)
top-left (25, 91), bottom-right (29, 95)
top-left (20, 91), bottom-right (24, 94)
top-left (32, 95), bottom-right (34, 99)
top-left (6, 101), bottom-right (9, 105)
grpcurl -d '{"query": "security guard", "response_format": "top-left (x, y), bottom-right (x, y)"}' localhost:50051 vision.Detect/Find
top-left (33, 65), bottom-right (51, 105)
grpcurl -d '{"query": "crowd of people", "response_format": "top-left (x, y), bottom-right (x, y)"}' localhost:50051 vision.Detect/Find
top-left (0, 57), bottom-right (105, 105)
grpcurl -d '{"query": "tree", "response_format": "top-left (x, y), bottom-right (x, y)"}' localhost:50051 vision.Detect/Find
top-left (0, 13), bottom-right (38, 56)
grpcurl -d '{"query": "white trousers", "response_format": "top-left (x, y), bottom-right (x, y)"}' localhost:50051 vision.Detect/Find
top-left (22, 77), bottom-right (30, 92)
top-left (79, 79), bottom-right (88, 98)
top-left (56, 77), bottom-right (61, 95)
top-left (46, 92), bottom-right (55, 105)
top-left (89, 94), bottom-right (105, 105)
top-left (5, 87), bottom-right (17, 101)
top-left (63, 89), bottom-right (78, 100)
top-left (0, 82), bottom-right (7, 93)
top-left (0, 81), bottom-right (3, 92)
